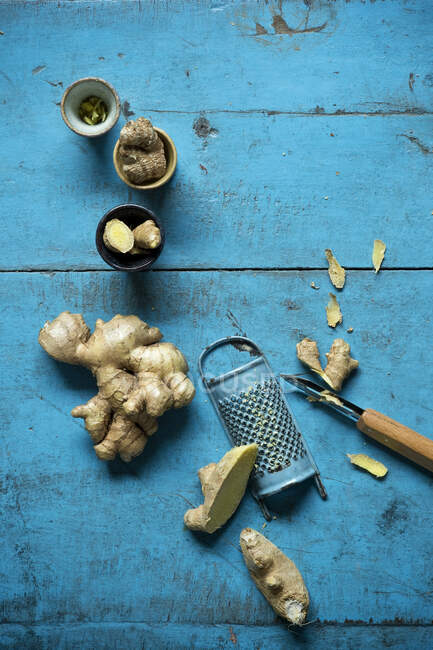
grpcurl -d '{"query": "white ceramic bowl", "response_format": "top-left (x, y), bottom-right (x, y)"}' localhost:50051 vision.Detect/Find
top-left (61, 77), bottom-right (120, 137)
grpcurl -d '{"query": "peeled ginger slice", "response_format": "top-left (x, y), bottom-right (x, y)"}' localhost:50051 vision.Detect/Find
top-left (103, 219), bottom-right (134, 254)
top-left (184, 444), bottom-right (258, 534)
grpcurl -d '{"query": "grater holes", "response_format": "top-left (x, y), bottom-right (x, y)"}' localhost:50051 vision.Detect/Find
top-left (218, 377), bottom-right (308, 476)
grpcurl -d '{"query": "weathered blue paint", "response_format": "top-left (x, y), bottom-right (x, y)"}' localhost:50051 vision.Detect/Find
top-left (1, 0), bottom-right (433, 648)
top-left (0, 2), bottom-right (432, 270)
top-left (1, 271), bottom-right (433, 648)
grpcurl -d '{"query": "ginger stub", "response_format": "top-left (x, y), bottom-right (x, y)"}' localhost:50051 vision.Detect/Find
top-left (133, 220), bottom-right (161, 250)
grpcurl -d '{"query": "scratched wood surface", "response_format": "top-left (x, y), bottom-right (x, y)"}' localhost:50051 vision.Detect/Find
top-left (1, 1), bottom-right (433, 649)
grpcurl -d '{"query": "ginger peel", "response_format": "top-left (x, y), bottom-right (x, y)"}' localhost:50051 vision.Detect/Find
top-left (372, 239), bottom-right (386, 273)
top-left (240, 528), bottom-right (309, 626)
top-left (326, 293), bottom-right (342, 328)
top-left (39, 312), bottom-right (195, 462)
top-left (297, 337), bottom-right (358, 391)
top-left (325, 249), bottom-right (345, 289)
top-left (184, 444), bottom-right (258, 534)
top-left (347, 453), bottom-right (388, 478)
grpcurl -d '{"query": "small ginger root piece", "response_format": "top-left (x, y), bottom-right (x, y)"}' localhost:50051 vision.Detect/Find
top-left (296, 337), bottom-right (358, 391)
top-left (324, 338), bottom-right (359, 391)
top-left (326, 293), bottom-right (342, 328)
top-left (372, 239), bottom-right (386, 273)
top-left (184, 444), bottom-right (258, 534)
top-left (103, 219), bottom-right (134, 254)
top-left (347, 453), bottom-right (388, 478)
top-left (240, 528), bottom-right (309, 626)
top-left (133, 220), bottom-right (161, 250)
top-left (39, 312), bottom-right (195, 462)
top-left (325, 249), bottom-right (345, 289)
top-left (296, 339), bottom-right (323, 375)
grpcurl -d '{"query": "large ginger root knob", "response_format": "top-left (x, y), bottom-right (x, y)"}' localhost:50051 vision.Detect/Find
top-left (38, 312), bottom-right (195, 462)
top-left (240, 528), bottom-right (309, 626)
top-left (118, 117), bottom-right (167, 184)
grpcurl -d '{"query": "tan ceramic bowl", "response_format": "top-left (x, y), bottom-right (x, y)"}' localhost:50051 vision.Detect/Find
top-left (113, 128), bottom-right (177, 190)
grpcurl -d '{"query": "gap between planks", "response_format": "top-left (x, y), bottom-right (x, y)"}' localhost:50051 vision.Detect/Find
top-left (0, 620), bottom-right (432, 629)
top-left (1, 267), bottom-right (433, 274)
top-left (141, 109), bottom-right (433, 117)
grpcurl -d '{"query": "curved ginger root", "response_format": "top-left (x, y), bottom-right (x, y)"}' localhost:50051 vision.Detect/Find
top-left (39, 312), bottom-right (195, 462)
top-left (297, 337), bottom-right (358, 391)
top-left (240, 528), bottom-right (309, 626)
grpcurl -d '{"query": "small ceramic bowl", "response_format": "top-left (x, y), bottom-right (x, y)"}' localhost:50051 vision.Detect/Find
top-left (113, 127), bottom-right (177, 190)
top-left (96, 204), bottom-right (165, 272)
top-left (61, 77), bottom-right (120, 137)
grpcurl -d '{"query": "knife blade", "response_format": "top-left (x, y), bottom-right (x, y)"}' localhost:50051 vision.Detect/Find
top-left (280, 374), bottom-right (433, 474)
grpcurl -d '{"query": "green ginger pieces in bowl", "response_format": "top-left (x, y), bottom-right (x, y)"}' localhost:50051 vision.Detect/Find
top-left (79, 96), bottom-right (108, 125)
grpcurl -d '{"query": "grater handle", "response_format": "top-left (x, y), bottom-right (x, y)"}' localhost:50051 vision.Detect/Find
top-left (314, 474), bottom-right (327, 500)
top-left (198, 336), bottom-right (264, 384)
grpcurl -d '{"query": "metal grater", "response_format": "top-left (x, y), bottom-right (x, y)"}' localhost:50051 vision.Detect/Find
top-left (199, 336), bottom-right (326, 519)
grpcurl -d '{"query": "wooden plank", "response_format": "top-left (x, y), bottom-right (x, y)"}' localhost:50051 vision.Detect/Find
top-left (1, 270), bottom-right (432, 645)
top-left (0, 1), bottom-right (432, 270)
top-left (1, 0), bottom-right (432, 114)
top-left (1, 622), bottom-right (432, 650)
top-left (0, 109), bottom-right (432, 270)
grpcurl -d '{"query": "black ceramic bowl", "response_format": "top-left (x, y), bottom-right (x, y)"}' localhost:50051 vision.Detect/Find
top-left (96, 204), bottom-right (165, 271)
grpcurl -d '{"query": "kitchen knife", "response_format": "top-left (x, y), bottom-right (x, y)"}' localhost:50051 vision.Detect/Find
top-left (280, 374), bottom-right (433, 474)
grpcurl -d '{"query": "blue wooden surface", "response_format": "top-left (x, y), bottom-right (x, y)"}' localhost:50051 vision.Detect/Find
top-left (1, 1), bottom-right (433, 649)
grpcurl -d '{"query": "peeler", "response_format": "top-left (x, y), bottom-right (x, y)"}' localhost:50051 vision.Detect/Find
top-left (199, 336), bottom-right (327, 520)
top-left (281, 374), bottom-right (433, 473)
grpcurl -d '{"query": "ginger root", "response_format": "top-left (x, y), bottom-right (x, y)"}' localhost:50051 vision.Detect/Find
top-left (184, 444), bottom-right (258, 534)
top-left (133, 220), bottom-right (161, 250)
top-left (296, 339), bottom-right (322, 375)
top-left (39, 312), bottom-right (195, 462)
top-left (297, 337), bottom-right (358, 391)
top-left (118, 117), bottom-right (166, 184)
top-left (325, 249), bottom-right (345, 289)
top-left (240, 528), bottom-right (309, 626)
top-left (103, 218), bottom-right (161, 257)
top-left (103, 219), bottom-right (134, 254)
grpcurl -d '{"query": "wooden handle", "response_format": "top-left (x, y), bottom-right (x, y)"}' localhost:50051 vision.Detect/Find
top-left (357, 409), bottom-right (433, 473)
